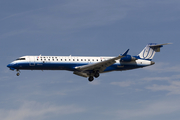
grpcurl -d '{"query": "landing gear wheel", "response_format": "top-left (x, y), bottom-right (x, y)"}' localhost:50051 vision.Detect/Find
top-left (94, 72), bottom-right (99, 78)
top-left (16, 73), bottom-right (20, 76)
top-left (88, 76), bottom-right (94, 82)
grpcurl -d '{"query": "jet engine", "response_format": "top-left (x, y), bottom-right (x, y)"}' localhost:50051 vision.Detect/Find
top-left (120, 55), bottom-right (137, 62)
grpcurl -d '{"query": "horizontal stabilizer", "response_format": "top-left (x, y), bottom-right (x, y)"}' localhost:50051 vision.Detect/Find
top-left (149, 43), bottom-right (172, 52)
top-left (149, 43), bottom-right (172, 47)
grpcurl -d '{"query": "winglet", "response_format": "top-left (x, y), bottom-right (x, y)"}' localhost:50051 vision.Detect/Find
top-left (122, 49), bottom-right (129, 56)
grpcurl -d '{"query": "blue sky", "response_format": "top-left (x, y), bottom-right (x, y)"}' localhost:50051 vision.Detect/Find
top-left (1, 0), bottom-right (180, 120)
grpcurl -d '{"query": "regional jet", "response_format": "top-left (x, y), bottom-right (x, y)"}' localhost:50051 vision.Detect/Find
top-left (7, 43), bottom-right (171, 82)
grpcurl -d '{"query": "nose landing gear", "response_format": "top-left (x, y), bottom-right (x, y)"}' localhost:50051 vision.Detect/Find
top-left (16, 70), bottom-right (20, 76)
top-left (16, 73), bottom-right (20, 76)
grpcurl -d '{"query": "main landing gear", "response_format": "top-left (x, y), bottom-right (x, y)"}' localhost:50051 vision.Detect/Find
top-left (88, 71), bottom-right (100, 82)
top-left (88, 76), bottom-right (94, 82)
top-left (94, 72), bottom-right (99, 78)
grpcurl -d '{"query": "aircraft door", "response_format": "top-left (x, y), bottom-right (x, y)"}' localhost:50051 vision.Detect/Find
top-left (29, 56), bottom-right (35, 66)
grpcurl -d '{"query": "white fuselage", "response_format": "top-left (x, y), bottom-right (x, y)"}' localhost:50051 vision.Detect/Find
top-left (8, 55), bottom-right (153, 72)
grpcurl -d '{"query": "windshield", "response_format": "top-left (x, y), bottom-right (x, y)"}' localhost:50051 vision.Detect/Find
top-left (16, 58), bottom-right (26, 61)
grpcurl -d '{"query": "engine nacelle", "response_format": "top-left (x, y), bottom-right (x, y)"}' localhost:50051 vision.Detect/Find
top-left (120, 55), bottom-right (137, 62)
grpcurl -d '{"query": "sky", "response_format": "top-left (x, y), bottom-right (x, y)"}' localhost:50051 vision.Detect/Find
top-left (0, 0), bottom-right (180, 120)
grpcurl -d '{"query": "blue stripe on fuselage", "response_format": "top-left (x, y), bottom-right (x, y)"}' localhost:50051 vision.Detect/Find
top-left (12, 61), bottom-right (146, 73)
top-left (16, 62), bottom-right (85, 71)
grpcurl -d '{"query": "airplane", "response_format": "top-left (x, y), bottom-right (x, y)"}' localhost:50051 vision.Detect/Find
top-left (7, 43), bottom-right (171, 82)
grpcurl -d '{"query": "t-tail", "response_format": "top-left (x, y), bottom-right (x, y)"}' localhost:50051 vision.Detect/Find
top-left (137, 43), bottom-right (172, 61)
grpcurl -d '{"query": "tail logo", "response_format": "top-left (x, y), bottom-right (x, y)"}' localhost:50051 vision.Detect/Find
top-left (138, 44), bottom-right (156, 60)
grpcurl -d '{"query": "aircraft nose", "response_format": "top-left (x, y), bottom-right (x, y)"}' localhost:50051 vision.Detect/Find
top-left (151, 61), bottom-right (155, 65)
top-left (7, 63), bottom-right (15, 70)
top-left (7, 63), bottom-right (11, 68)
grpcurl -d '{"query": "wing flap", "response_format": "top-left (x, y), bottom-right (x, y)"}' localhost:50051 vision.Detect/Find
top-left (73, 71), bottom-right (88, 78)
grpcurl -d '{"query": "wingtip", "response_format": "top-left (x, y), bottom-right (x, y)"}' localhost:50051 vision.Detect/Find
top-left (164, 43), bottom-right (173, 45)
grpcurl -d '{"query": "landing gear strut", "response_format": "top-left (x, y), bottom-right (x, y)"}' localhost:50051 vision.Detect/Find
top-left (88, 70), bottom-right (100, 82)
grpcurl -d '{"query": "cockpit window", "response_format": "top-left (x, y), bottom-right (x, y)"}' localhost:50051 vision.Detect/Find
top-left (16, 58), bottom-right (26, 60)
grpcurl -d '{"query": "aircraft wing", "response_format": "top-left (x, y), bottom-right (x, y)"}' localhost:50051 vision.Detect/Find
top-left (75, 49), bottom-right (129, 72)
